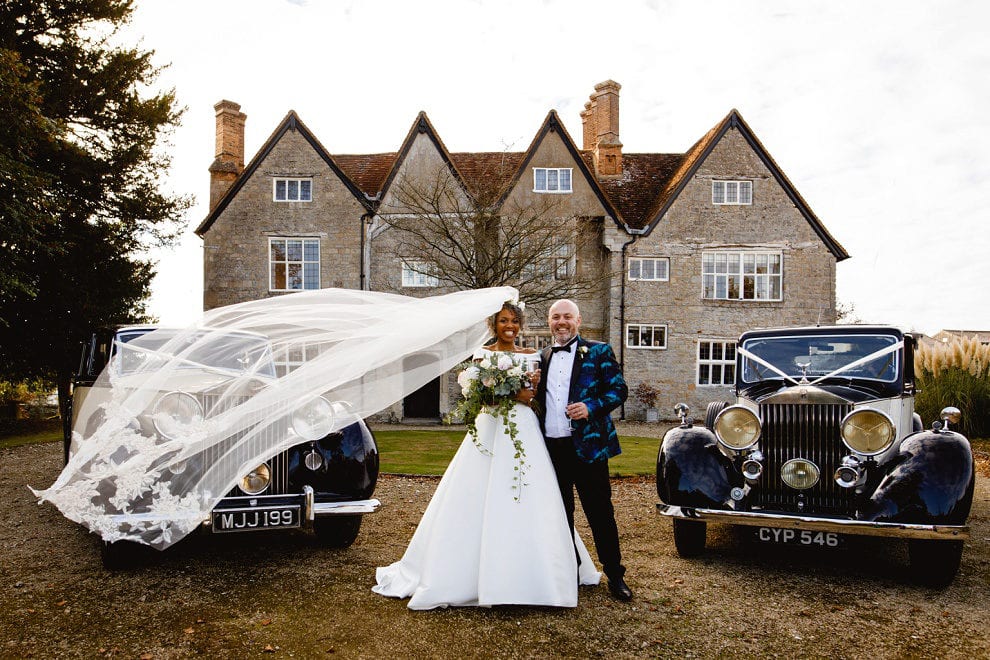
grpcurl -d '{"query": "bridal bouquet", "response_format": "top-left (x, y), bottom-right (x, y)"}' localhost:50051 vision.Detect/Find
top-left (448, 351), bottom-right (532, 500)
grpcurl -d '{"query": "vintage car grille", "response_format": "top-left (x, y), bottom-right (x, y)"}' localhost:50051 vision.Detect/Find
top-left (755, 402), bottom-right (855, 515)
top-left (199, 393), bottom-right (292, 497)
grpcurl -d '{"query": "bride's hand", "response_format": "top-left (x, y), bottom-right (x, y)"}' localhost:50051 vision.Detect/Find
top-left (526, 369), bottom-right (541, 389)
top-left (515, 388), bottom-right (535, 405)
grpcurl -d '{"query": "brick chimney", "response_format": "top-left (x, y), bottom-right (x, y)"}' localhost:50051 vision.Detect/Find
top-left (580, 81), bottom-right (623, 177)
top-left (209, 100), bottom-right (246, 210)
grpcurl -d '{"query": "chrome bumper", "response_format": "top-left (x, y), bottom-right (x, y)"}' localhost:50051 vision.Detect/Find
top-left (657, 503), bottom-right (969, 541)
top-left (303, 485), bottom-right (380, 521)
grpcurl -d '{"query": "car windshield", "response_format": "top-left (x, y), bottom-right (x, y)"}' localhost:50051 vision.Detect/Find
top-left (739, 333), bottom-right (901, 384)
top-left (115, 329), bottom-right (277, 378)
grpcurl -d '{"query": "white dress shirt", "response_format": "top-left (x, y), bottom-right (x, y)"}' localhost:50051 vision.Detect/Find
top-left (544, 338), bottom-right (577, 438)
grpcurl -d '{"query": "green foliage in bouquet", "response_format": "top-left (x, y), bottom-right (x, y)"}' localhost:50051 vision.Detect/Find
top-left (447, 351), bottom-right (532, 500)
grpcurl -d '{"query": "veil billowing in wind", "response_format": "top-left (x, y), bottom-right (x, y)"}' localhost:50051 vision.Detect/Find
top-left (32, 286), bottom-right (515, 549)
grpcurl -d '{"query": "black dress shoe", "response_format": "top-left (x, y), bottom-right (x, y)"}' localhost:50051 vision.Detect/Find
top-left (607, 576), bottom-right (633, 601)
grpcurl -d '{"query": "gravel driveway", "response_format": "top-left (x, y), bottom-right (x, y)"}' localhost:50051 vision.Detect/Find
top-left (3, 438), bottom-right (988, 659)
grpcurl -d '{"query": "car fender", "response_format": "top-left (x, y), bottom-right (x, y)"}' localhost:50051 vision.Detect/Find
top-left (290, 421), bottom-right (379, 500)
top-left (656, 425), bottom-right (732, 508)
top-left (863, 430), bottom-right (974, 525)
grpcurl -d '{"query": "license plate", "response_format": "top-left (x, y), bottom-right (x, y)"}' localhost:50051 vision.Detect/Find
top-left (212, 506), bottom-right (300, 533)
top-left (755, 527), bottom-right (842, 548)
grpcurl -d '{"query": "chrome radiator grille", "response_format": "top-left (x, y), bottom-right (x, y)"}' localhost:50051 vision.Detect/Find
top-left (199, 393), bottom-right (292, 496)
top-left (755, 402), bottom-right (855, 514)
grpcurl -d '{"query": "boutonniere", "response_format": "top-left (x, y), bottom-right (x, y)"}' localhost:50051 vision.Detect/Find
top-left (577, 345), bottom-right (589, 358)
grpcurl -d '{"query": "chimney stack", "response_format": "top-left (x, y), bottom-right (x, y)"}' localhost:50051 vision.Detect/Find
top-left (580, 81), bottom-right (623, 177)
top-left (209, 100), bottom-right (246, 210)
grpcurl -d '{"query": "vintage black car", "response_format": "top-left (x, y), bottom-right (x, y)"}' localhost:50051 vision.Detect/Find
top-left (67, 325), bottom-right (380, 567)
top-left (656, 326), bottom-right (973, 586)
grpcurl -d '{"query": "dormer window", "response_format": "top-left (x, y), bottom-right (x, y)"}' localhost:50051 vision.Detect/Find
top-left (712, 180), bottom-right (752, 205)
top-left (274, 178), bottom-right (312, 202)
top-left (533, 168), bottom-right (572, 193)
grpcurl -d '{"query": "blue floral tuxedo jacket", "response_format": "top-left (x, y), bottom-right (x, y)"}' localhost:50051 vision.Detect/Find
top-left (537, 337), bottom-right (628, 463)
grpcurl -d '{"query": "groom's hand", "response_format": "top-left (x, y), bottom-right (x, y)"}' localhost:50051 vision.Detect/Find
top-left (565, 402), bottom-right (588, 420)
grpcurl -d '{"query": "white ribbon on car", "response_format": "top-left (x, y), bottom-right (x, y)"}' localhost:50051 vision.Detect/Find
top-left (738, 339), bottom-right (903, 387)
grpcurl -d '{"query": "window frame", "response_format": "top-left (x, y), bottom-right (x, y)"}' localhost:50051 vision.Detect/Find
top-left (628, 257), bottom-right (670, 282)
top-left (625, 323), bottom-right (668, 350)
top-left (702, 250), bottom-right (782, 301)
top-left (273, 177), bottom-right (313, 202)
top-left (533, 167), bottom-right (573, 194)
top-left (712, 180), bottom-right (753, 206)
top-left (269, 237), bottom-right (320, 291)
top-left (697, 339), bottom-right (737, 386)
top-left (401, 260), bottom-right (439, 288)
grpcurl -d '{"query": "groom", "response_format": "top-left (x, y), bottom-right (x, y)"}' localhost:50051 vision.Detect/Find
top-left (536, 299), bottom-right (632, 601)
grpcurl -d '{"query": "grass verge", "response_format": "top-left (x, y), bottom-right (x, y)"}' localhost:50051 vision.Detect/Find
top-left (0, 428), bottom-right (60, 451)
top-left (375, 428), bottom-right (659, 477)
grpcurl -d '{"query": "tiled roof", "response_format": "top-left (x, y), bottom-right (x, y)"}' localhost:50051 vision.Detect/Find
top-left (200, 105), bottom-right (847, 261)
top-left (332, 153), bottom-right (397, 197)
top-left (449, 152), bottom-right (526, 199)
top-left (595, 153), bottom-right (684, 229)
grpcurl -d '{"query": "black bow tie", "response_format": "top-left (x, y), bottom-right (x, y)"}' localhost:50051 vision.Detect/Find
top-left (551, 342), bottom-right (575, 353)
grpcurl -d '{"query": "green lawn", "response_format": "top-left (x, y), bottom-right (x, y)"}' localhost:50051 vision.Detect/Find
top-left (374, 427), bottom-right (659, 476)
top-left (0, 428), bottom-right (60, 451)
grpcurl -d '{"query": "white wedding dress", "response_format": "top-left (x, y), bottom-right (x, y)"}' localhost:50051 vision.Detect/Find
top-left (373, 351), bottom-right (601, 609)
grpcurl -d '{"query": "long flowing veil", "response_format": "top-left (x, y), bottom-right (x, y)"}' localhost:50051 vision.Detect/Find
top-left (32, 286), bottom-right (515, 549)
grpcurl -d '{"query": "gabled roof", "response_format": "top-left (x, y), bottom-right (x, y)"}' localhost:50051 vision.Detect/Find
top-left (196, 111), bottom-right (373, 236)
top-left (639, 110), bottom-right (849, 261)
top-left (494, 110), bottom-right (622, 226)
top-left (375, 111), bottom-right (474, 204)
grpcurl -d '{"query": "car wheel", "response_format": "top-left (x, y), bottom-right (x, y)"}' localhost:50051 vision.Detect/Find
top-left (313, 515), bottom-right (362, 548)
top-left (672, 519), bottom-right (707, 558)
top-left (704, 402), bottom-right (729, 431)
top-left (908, 539), bottom-right (963, 587)
top-left (100, 540), bottom-right (146, 570)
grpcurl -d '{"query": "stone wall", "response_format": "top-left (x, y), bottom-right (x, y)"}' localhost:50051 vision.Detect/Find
top-left (620, 127), bottom-right (837, 419)
top-left (202, 129), bottom-right (367, 310)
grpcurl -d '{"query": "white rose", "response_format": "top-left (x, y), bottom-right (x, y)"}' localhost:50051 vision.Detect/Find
top-left (457, 366), bottom-right (479, 390)
top-left (497, 355), bottom-right (513, 371)
top-left (508, 366), bottom-right (523, 378)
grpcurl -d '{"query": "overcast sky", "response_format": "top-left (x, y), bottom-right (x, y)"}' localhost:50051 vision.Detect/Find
top-left (125, 0), bottom-right (990, 335)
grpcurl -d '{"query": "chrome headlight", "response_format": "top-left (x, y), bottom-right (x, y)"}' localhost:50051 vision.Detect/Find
top-left (714, 405), bottom-right (761, 451)
top-left (840, 408), bottom-right (895, 456)
top-left (781, 458), bottom-right (820, 490)
top-left (152, 391), bottom-right (204, 439)
top-left (240, 463), bottom-right (271, 495)
top-left (291, 396), bottom-right (335, 441)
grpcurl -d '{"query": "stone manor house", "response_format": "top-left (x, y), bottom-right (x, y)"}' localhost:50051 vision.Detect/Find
top-left (196, 81), bottom-right (848, 421)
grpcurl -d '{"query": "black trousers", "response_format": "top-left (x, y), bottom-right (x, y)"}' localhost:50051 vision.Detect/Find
top-left (545, 436), bottom-right (625, 580)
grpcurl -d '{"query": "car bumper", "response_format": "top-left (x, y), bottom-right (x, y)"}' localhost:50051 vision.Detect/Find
top-left (657, 504), bottom-right (969, 541)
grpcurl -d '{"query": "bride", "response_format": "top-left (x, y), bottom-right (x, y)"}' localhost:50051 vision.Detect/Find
top-left (372, 302), bottom-right (600, 609)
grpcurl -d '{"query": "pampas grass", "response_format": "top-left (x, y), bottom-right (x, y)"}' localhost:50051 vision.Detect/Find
top-left (914, 336), bottom-right (990, 438)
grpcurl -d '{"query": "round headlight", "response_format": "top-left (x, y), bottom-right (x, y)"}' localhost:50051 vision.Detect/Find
top-left (840, 409), bottom-right (895, 456)
top-left (240, 463), bottom-right (271, 495)
top-left (152, 392), bottom-right (204, 439)
top-left (714, 406), bottom-right (761, 451)
top-left (781, 458), bottom-right (820, 490)
top-left (291, 396), bottom-right (335, 441)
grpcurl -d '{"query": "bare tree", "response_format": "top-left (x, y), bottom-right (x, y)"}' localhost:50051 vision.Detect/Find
top-left (373, 161), bottom-right (611, 305)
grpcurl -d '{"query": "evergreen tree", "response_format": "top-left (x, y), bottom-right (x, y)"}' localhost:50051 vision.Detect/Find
top-left (0, 0), bottom-right (189, 410)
